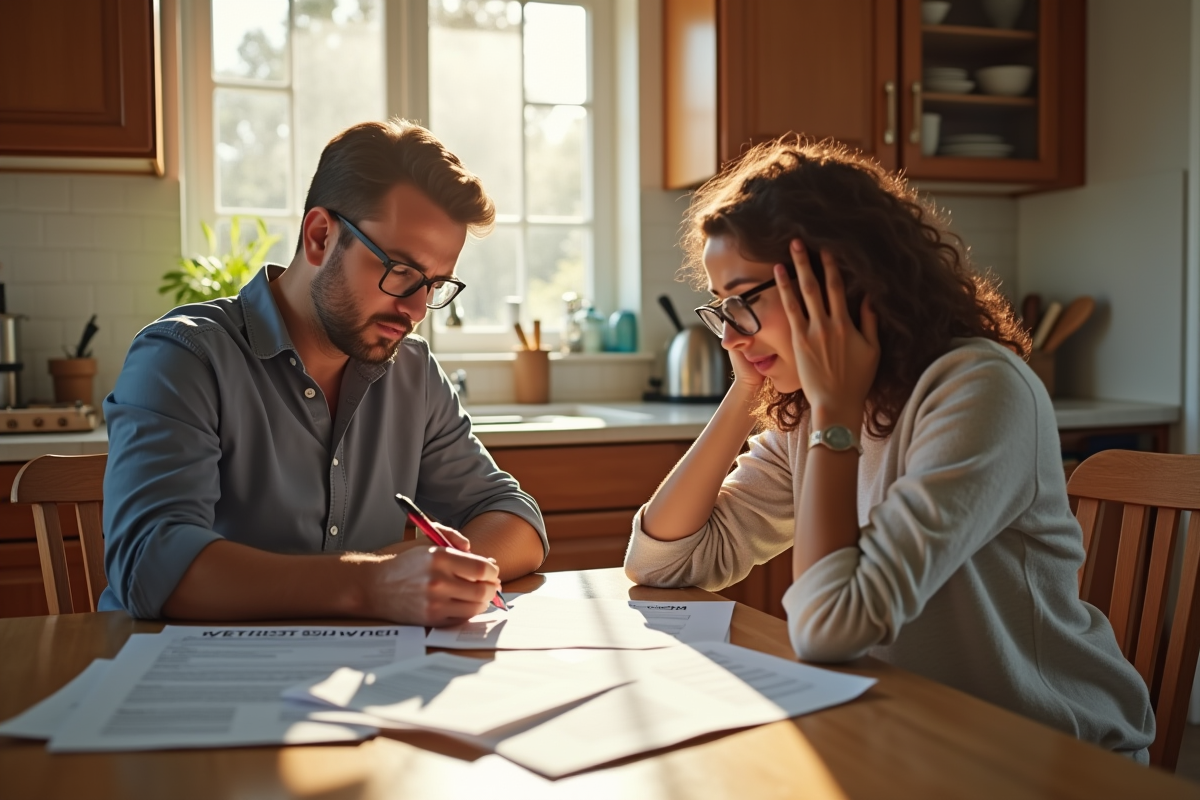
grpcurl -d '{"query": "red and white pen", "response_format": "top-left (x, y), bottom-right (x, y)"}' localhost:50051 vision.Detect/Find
top-left (394, 493), bottom-right (508, 611)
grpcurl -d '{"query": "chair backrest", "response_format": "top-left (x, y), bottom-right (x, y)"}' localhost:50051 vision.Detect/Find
top-left (10, 453), bottom-right (108, 614)
top-left (1067, 449), bottom-right (1200, 771)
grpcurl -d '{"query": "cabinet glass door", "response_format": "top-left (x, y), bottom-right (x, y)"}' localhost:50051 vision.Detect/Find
top-left (899, 0), bottom-right (1060, 184)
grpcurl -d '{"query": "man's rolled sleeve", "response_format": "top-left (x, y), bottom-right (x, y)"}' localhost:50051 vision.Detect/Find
top-left (101, 325), bottom-right (227, 617)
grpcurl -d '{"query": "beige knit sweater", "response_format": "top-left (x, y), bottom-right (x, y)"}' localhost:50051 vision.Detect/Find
top-left (625, 338), bottom-right (1154, 759)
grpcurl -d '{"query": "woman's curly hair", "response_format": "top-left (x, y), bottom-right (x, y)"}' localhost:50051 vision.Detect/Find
top-left (681, 137), bottom-right (1029, 438)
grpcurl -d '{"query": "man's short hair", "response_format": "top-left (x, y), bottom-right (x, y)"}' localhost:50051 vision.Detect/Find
top-left (299, 118), bottom-right (495, 252)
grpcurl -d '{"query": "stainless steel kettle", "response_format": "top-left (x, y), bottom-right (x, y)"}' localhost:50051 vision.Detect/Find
top-left (659, 295), bottom-right (731, 400)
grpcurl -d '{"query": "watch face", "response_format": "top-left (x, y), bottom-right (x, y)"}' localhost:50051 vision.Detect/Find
top-left (825, 426), bottom-right (853, 450)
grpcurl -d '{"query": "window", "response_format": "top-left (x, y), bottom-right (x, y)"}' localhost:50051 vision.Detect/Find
top-left (427, 0), bottom-right (606, 350)
top-left (182, 0), bottom-right (612, 352)
top-left (183, 0), bottom-right (386, 264)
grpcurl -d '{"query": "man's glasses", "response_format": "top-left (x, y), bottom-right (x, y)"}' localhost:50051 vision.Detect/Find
top-left (332, 211), bottom-right (466, 309)
top-left (694, 275), bottom-right (781, 337)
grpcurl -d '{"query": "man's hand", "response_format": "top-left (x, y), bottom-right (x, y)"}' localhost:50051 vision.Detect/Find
top-left (362, 542), bottom-right (500, 626)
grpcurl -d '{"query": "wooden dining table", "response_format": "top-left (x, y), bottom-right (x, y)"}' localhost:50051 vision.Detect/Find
top-left (2, 567), bottom-right (1198, 799)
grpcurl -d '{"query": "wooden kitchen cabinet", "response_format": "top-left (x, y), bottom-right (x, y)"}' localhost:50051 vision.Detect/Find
top-left (492, 441), bottom-right (691, 572)
top-left (664, 0), bottom-right (1084, 192)
top-left (0, 0), bottom-right (162, 174)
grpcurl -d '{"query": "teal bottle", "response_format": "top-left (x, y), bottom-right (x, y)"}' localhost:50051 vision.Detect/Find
top-left (606, 310), bottom-right (637, 352)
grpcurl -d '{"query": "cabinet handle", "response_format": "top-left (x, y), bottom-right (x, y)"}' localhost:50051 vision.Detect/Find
top-left (910, 81), bottom-right (922, 144)
top-left (883, 81), bottom-right (896, 145)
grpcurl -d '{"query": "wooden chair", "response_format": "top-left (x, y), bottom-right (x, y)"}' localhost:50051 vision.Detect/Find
top-left (10, 453), bottom-right (108, 614)
top-left (1067, 449), bottom-right (1200, 770)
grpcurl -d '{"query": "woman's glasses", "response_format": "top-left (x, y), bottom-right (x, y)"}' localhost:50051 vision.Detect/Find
top-left (694, 276), bottom-right (781, 337)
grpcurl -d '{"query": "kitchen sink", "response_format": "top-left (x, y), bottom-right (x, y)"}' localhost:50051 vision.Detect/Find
top-left (468, 404), bottom-right (654, 432)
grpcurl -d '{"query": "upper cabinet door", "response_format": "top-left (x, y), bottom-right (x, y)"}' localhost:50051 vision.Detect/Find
top-left (664, 0), bottom-right (897, 189)
top-left (0, 0), bottom-right (161, 174)
top-left (720, 0), bottom-right (897, 170)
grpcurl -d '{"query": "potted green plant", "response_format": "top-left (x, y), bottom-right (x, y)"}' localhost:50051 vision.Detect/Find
top-left (159, 216), bottom-right (281, 305)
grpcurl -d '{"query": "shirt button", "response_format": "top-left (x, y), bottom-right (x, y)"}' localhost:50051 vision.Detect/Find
top-left (329, 526), bottom-right (339, 536)
top-left (289, 358), bottom-right (297, 366)
top-left (304, 388), bottom-right (316, 399)
top-left (332, 458), bottom-right (339, 466)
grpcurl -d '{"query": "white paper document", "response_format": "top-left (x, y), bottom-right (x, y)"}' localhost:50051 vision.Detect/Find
top-left (285, 649), bottom-right (631, 737)
top-left (0, 659), bottom-right (112, 740)
top-left (493, 642), bottom-right (877, 777)
top-left (628, 600), bottom-right (734, 643)
top-left (48, 625), bottom-right (424, 752)
top-left (424, 596), bottom-right (682, 650)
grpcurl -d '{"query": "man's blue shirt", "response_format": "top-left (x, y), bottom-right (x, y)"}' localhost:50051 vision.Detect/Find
top-left (100, 266), bottom-right (546, 616)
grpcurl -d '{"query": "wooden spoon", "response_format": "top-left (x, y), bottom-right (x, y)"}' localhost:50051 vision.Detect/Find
top-left (1021, 293), bottom-right (1041, 335)
top-left (1042, 296), bottom-right (1096, 354)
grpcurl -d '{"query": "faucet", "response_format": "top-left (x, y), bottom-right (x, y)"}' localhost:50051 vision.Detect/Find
top-left (449, 369), bottom-right (468, 406)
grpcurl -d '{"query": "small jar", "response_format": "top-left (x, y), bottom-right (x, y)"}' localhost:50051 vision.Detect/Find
top-left (580, 306), bottom-right (606, 353)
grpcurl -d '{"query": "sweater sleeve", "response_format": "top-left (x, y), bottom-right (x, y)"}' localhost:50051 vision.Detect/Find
top-left (624, 428), bottom-right (797, 590)
top-left (783, 353), bottom-right (1042, 662)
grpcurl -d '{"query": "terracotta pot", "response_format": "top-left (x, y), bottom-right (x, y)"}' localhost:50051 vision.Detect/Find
top-left (48, 357), bottom-right (97, 405)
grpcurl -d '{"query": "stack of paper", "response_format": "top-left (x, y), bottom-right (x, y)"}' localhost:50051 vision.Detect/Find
top-left (424, 596), bottom-right (736, 650)
top-left (1, 597), bottom-right (876, 778)
top-left (283, 650), bottom-right (631, 737)
top-left (6, 625), bottom-right (425, 753)
top-left (493, 642), bottom-right (875, 777)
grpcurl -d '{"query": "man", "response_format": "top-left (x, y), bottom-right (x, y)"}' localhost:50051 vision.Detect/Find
top-left (100, 119), bottom-right (546, 625)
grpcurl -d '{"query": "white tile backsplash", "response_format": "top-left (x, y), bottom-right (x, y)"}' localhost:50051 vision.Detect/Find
top-left (17, 175), bottom-right (71, 212)
top-left (0, 172), bottom-right (181, 406)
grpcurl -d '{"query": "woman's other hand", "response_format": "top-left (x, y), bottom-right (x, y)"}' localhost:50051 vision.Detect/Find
top-left (728, 347), bottom-right (768, 389)
top-left (776, 239), bottom-right (880, 427)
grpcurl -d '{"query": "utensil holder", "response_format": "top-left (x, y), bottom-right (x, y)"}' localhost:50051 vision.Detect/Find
top-left (49, 357), bottom-right (97, 405)
top-left (1028, 351), bottom-right (1055, 398)
top-left (513, 349), bottom-right (550, 404)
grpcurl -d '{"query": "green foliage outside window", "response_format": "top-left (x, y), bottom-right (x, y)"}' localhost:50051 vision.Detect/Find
top-left (159, 217), bottom-right (281, 305)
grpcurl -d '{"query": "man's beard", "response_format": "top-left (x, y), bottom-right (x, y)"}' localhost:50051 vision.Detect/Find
top-left (310, 244), bottom-right (413, 365)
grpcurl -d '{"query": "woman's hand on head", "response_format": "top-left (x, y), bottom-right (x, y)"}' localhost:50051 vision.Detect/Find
top-left (776, 239), bottom-right (880, 428)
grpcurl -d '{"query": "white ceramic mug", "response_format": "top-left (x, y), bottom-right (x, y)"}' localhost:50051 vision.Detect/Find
top-left (921, 113), bottom-right (941, 157)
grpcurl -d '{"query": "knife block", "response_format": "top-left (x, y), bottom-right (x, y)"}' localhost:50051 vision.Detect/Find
top-left (48, 357), bottom-right (97, 405)
top-left (1027, 351), bottom-right (1055, 398)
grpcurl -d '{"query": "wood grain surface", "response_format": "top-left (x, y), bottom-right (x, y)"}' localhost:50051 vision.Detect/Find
top-left (1, 569), bottom-right (1197, 799)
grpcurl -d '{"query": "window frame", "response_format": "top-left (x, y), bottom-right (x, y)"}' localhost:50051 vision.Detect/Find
top-left (180, 0), bottom-right (616, 354)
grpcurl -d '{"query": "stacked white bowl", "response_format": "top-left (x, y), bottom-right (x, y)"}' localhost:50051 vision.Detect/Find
top-left (975, 65), bottom-right (1035, 96)
top-left (939, 133), bottom-right (1014, 158)
top-left (923, 67), bottom-right (974, 95)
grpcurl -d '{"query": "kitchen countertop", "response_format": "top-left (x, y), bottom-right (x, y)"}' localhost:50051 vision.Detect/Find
top-left (0, 398), bottom-right (1183, 461)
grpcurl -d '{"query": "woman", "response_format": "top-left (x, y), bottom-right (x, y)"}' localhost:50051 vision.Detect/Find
top-left (625, 138), bottom-right (1154, 760)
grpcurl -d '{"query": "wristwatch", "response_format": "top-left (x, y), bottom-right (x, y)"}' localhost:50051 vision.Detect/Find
top-left (808, 425), bottom-right (863, 455)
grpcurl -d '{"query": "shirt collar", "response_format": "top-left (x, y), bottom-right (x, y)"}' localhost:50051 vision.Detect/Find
top-left (240, 265), bottom-right (296, 360)
top-left (239, 264), bottom-right (391, 384)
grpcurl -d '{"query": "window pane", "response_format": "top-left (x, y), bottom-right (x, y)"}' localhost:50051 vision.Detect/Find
top-left (437, 226), bottom-right (520, 330)
top-left (525, 104), bottom-right (587, 219)
top-left (212, 0), bottom-right (289, 82)
top-left (526, 225), bottom-right (586, 331)
top-left (523, 3), bottom-right (587, 105)
top-left (215, 88), bottom-right (292, 210)
top-left (293, 0), bottom-right (385, 210)
top-left (429, 1), bottom-right (524, 216)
